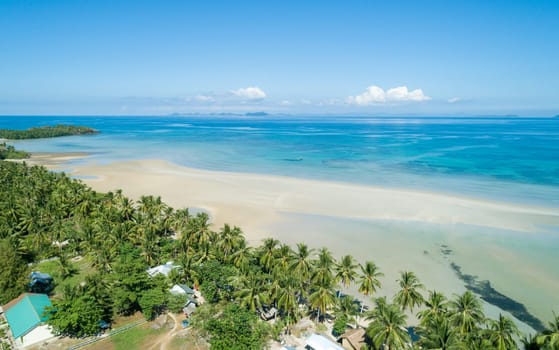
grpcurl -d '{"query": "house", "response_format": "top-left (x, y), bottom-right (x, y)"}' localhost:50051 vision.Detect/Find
top-left (2, 293), bottom-right (54, 348)
top-left (146, 261), bottom-right (177, 277)
top-left (337, 328), bottom-right (366, 350)
top-left (305, 334), bottom-right (345, 350)
top-left (169, 284), bottom-right (195, 296)
top-left (182, 300), bottom-right (197, 317)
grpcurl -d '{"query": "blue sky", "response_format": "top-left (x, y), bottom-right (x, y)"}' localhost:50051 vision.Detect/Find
top-left (0, 0), bottom-right (558, 115)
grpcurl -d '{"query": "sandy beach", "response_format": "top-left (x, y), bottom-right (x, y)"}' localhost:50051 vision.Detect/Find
top-left (33, 154), bottom-right (559, 332)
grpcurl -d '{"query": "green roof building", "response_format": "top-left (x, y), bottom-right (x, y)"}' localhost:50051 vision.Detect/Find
top-left (3, 293), bottom-right (53, 346)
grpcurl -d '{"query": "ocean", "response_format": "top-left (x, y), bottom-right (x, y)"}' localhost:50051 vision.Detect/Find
top-left (2, 115), bottom-right (559, 328)
top-left (3, 115), bottom-right (559, 207)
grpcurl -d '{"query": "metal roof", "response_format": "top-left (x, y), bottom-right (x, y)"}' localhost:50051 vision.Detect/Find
top-left (3, 293), bottom-right (52, 339)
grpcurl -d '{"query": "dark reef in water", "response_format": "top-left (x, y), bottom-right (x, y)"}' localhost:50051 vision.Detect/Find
top-left (450, 262), bottom-right (545, 331)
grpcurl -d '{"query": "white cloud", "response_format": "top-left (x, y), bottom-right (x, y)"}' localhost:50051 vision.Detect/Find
top-left (231, 87), bottom-right (267, 100)
top-left (194, 95), bottom-right (214, 102)
top-left (348, 85), bottom-right (431, 105)
top-left (448, 97), bottom-right (461, 103)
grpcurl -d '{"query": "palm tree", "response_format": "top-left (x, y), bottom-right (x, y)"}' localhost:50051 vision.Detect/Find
top-left (488, 313), bottom-right (520, 350)
top-left (335, 295), bottom-right (360, 327)
top-left (394, 271), bottom-right (424, 312)
top-left (449, 291), bottom-right (485, 335)
top-left (268, 244), bottom-right (289, 277)
top-left (335, 254), bottom-right (358, 288)
top-left (366, 297), bottom-right (411, 350)
top-left (277, 277), bottom-right (299, 323)
top-left (312, 247), bottom-right (335, 286)
top-left (217, 223), bottom-right (243, 261)
top-left (537, 312), bottom-right (559, 349)
top-left (357, 261), bottom-right (383, 297)
top-left (290, 243), bottom-right (314, 282)
top-left (259, 238), bottom-right (279, 272)
top-left (309, 280), bottom-right (336, 322)
top-left (231, 240), bottom-right (253, 272)
top-left (235, 275), bottom-right (269, 312)
top-left (416, 316), bottom-right (465, 350)
top-left (417, 290), bottom-right (448, 326)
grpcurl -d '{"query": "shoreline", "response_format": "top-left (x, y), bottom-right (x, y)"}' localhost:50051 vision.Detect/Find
top-left (28, 153), bottom-right (559, 331)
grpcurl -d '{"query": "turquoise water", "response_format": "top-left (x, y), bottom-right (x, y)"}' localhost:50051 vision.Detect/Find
top-left (2, 115), bottom-right (558, 207)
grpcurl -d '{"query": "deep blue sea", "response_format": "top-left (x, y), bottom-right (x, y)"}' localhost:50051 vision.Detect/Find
top-left (2, 115), bottom-right (558, 207)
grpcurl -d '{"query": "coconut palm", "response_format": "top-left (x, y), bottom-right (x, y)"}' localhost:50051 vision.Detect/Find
top-left (449, 291), bottom-right (485, 335)
top-left (416, 316), bottom-right (465, 350)
top-left (259, 238), bottom-right (279, 272)
top-left (488, 313), bottom-right (520, 350)
top-left (366, 297), bottom-right (411, 350)
top-left (231, 240), bottom-right (253, 272)
top-left (335, 254), bottom-right (358, 288)
top-left (309, 280), bottom-right (336, 322)
top-left (290, 243), bottom-right (314, 281)
top-left (394, 271), bottom-right (425, 312)
top-left (537, 312), bottom-right (559, 349)
top-left (235, 275), bottom-right (269, 312)
top-left (357, 261), bottom-right (383, 297)
top-left (417, 290), bottom-right (448, 326)
top-left (273, 244), bottom-right (293, 278)
top-left (335, 295), bottom-right (360, 327)
top-left (312, 247), bottom-right (335, 286)
top-left (217, 223), bottom-right (243, 261)
top-left (277, 277), bottom-right (299, 323)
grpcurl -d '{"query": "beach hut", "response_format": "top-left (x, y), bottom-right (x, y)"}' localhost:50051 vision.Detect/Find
top-left (337, 327), bottom-right (366, 350)
top-left (2, 293), bottom-right (54, 348)
top-left (305, 333), bottom-right (345, 350)
top-left (146, 261), bottom-right (177, 277)
top-left (169, 284), bottom-right (195, 296)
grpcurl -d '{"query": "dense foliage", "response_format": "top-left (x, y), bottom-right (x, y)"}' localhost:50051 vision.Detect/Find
top-left (0, 142), bottom-right (29, 159)
top-left (1, 160), bottom-right (558, 349)
top-left (0, 124), bottom-right (98, 139)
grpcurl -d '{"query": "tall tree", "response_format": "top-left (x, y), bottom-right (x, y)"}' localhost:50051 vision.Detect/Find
top-left (357, 261), bottom-right (383, 297)
top-left (366, 297), bottom-right (411, 350)
top-left (394, 271), bottom-right (425, 312)
top-left (417, 290), bottom-right (448, 326)
top-left (488, 314), bottom-right (520, 350)
top-left (449, 291), bottom-right (485, 335)
top-left (0, 239), bottom-right (29, 304)
top-left (335, 254), bottom-right (358, 288)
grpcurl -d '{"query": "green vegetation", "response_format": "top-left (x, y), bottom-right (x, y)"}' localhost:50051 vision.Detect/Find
top-left (0, 160), bottom-right (558, 349)
top-left (0, 142), bottom-right (30, 159)
top-left (0, 124), bottom-right (98, 139)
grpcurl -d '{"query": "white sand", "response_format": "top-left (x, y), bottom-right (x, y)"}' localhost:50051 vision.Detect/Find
top-left (70, 159), bottom-right (559, 235)
top-left (32, 154), bottom-right (559, 330)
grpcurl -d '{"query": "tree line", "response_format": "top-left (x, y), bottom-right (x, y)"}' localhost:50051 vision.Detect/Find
top-left (0, 124), bottom-right (98, 139)
top-left (0, 142), bottom-right (30, 160)
top-left (0, 160), bottom-right (557, 349)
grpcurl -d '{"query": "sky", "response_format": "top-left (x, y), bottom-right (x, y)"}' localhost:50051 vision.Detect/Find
top-left (0, 0), bottom-right (558, 116)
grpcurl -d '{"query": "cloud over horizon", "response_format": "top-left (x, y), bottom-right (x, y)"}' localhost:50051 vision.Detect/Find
top-left (347, 85), bottom-right (431, 105)
top-left (231, 87), bottom-right (267, 100)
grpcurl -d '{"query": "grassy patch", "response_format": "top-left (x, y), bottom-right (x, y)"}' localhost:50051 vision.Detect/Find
top-left (34, 257), bottom-right (95, 296)
top-left (110, 323), bottom-right (167, 350)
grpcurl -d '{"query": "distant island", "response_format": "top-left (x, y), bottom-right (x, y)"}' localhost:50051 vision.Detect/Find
top-left (0, 124), bottom-right (98, 140)
top-left (245, 112), bottom-right (269, 116)
top-left (0, 142), bottom-right (29, 160)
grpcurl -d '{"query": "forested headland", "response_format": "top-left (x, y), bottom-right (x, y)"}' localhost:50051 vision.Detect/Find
top-left (0, 160), bottom-right (558, 349)
top-left (0, 124), bottom-right (98, 139)
top-left (0, 142), bottom-right (29, 160)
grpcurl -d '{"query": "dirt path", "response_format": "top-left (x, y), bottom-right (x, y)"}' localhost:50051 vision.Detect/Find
top-left (148, 312), bottom-right (181, 350)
